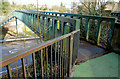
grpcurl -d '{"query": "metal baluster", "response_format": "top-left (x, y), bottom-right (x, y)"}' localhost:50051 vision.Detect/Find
top-left (41, 50), bottom-right (44, 77)
top-left (32, 53), bottom-right (37, 78)
top-left (55, 43), bottom-right (57, 78)
top-left (7, 65), bottom-right (12, 78)
top-left (46, 47), bottom-right (49, 77)
top-left (85, 18), bottom-right (90, 41)
top-left (69, 33), bottom-right (73, 77)
top-left (21, 58), bottom-right (26, 78)
top-left (57, 42), bottom-right (60, 77)
top-left (51, 45), bottom-right (53, 77)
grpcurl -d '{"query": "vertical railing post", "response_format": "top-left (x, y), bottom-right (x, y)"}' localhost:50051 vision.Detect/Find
top-left (47, 18), bottom-right (51, 40)
top-left (24, 25), bottom-right (27, 36)
top-left (68, 33), bottom-right (73, 77)
top-left (75, 20), bottom-right (80, 59)
top-left (59, 14), bottom-right (62, 31)
top-left (15, 18), bottom-right (19, 37)
top-left (107, 20), bottom-right (115, 49)
top-left (41, 50), bottom-right (44, 77)
top-left (50, 45), bottom-right (53, 77)
top-left (32, 53), bottom-right (37, 78)
top-left (85, 18), bottom-right (90, 41)
top-left (7, 65), bottom-right (12, 78)
top-left (96, 20), bottom-right (101, 45)
top-left (54, 20), bottom-right (57, 38)
top-left (21, 58), bottom-right (26, 78)
top-left (32, 14), bottom-right (34, 27)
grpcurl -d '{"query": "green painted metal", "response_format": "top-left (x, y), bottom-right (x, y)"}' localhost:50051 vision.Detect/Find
top-left (107, 20), bottom-right (115, 49)
top-left (96, 20), bottom-right (101, 45)
top-left (1, 10), bottom-right (116, 49)
top-left (54, 20), bottom-right (57, 38)
top-left (24, 25), bottom-right (27, 36)
top-left (47, 18), bottom-right (51, 40)
top-left (85, 18), bottom-right (90, 41)
top-left (38, 10), bottom-right (116, 49)
top-left (15, 18), bottom-right (19, 37)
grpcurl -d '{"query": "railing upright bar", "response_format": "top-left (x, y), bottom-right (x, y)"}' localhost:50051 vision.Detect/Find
top-left (107, 20), bottom-right (115, 49)
top-left (55, 43), bottom-right (57, 78)
top-left (41, 50), bottom-right (44, 77)
top-left (57, 42), bottom-right (60, 77)
top-left (32, 53), bottom-right (37, 78)
top-left (7, 65), bottom-right (12, 78)
top-left (85, 18), bottom-right (90, 41)
top-left (96, 20), bottom-right (101, 45)
top-left (21, 58), bottom-right (27, 78)
top-left (69, 33), bottom-right (73, 77)
top-left (51, 45), bottom-right (53, 77)
top-left (54, 20), bottom-right (58, 38)
top-left (46, 47), bottom-right (49, 77)
top-left (60, 40), bottom-right (62, 77)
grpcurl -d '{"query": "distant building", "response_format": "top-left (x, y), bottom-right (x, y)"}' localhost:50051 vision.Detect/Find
top-left (110, 1), bottom-right (120, 22)
top-left (118, 1), bottom-right (120, 11)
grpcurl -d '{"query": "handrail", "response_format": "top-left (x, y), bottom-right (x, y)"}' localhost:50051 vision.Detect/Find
top-left (0, 11), bottom-right (14, 24)
top-left (1, 10), bottom-right (116, 49)
top-left (0, 29), bottom-right (80, 78)
top-left (28, 10), bottom-right (115, 21)
top-left (14, 10), bottom-right (80, 41)
top-left (36, 10), bottom-right (116, 49)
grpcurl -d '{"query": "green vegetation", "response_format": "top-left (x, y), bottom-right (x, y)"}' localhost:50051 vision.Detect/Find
top-left (71, 0), bottom-right (117, 16)
top-left (22, 25), bottom-right (36, 36)
top-left (1, 0), bottom-right (11, 15)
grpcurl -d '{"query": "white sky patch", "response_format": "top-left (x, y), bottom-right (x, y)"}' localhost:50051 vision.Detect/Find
top-left (8, 0), bottom-right (119, 8)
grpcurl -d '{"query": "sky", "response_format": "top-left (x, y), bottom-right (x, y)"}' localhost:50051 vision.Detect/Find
top-left (8, 0), bottom-right (119, 8)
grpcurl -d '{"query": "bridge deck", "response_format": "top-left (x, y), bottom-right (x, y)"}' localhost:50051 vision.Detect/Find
top-left (73, 52), bottom-right (119, 77)
top-left (77, 40), bottom-right (105, 62)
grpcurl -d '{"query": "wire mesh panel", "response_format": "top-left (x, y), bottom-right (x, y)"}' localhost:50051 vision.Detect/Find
top-left (88, 19), bottom-right (98, 43)
top-left (80, 18), bottom-right (86, 39)
top-left (100, 21), bottom-right (111, 48)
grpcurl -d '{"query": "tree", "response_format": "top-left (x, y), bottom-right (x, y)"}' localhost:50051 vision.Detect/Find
top-left (1, 0), bottom-right (11, 15)
top-left (11, 1), bottom-right (16, 9)
top-left (52, 5), bottom-right (59, 11)
top-left (78, 0), bottom-right (115, 16)
top-left (71, 2), bottom-right (78, 14)
top-left (22, 5), bottom-right (27, 10)
top-left (27, 4), bottom-right (36, 10)
top-left (59, 2), bottom-right (67, 12)
top-left (40, 4), bottom-right (48, 11)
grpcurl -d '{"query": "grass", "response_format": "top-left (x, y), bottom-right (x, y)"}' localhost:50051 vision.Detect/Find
top-left (22, 25), bottom-right (36, 36)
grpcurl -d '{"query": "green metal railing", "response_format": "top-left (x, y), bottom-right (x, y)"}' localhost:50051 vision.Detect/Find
top-left (0, 10), bottom-right (116, 49)
top-left (1, 10), bottom-right (80, 78)
top-left (38, 11), bottom-right (116, 49)
top-left (14, 10), bottom-right (80, 41)
top-left (0, 11), bottom-right (15, 26)
top-left (0, 10), bottom-right (116, 78)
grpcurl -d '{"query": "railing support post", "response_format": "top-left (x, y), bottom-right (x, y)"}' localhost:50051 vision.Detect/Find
top-left (16, 18), bottom-right (19, 37)
top-left (24, 25), bottom-right (27, 36)
top-left (107, 20), bottom-right (115, 49)
top-left (68, 33), bottom-right (73, 77)
top-left (85, 18), bottom-right (90, 41)
top-left (7, 65), bottom-right (12, 78)
top-left (21, 58), bottom-right (26, 78)
top-left (32, 53), bottom-right (37, 78)
top-left (96, 20), bottom-right (101, 45)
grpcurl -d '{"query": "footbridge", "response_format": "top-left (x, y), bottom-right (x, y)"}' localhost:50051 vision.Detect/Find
top-left (0, 10), bottom-right (119, 78)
